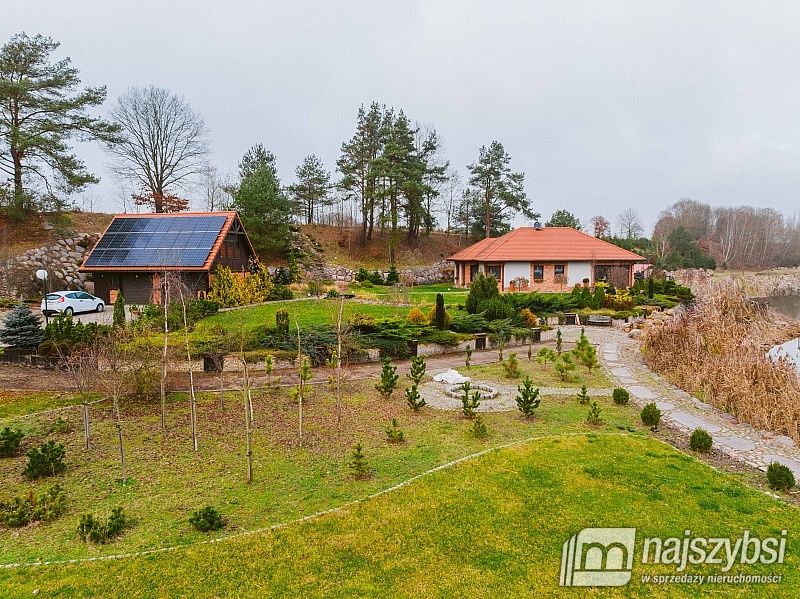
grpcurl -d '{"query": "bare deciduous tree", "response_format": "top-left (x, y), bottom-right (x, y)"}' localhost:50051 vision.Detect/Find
top-left (617, 207), bottom-right (643, 239)
top-left (107, 86), bottom-right (209, 212)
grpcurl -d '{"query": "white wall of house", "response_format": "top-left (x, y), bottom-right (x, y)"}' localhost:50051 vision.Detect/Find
top-left (568, 261), bottom-right (592, 285)
top-left (504, 261), bottom-right (530, 286)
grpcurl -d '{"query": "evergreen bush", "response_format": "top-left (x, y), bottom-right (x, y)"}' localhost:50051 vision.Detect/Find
top-left (465, 345), bottom-right (472, 367)
top-left (78, 507), bottom-right (128, 543)
top-left (587, 401), bottom-right (603, 425)
top-left (189, 506), bottom-right (224, 532)
top-left (470, 415), bottom-right (489, 438)
top-left (24, 440), bottom-right (66, 478)
top-left (112, 293), bottom-right (126, 328)
top-left (0, 427), bottom-right (24, 457)
top-left (553, 353), bottom-right (576, 382)
top-left (348, 443), bottom-right (370, 479)
top-left (689, 428), bottom-right (713, 452)
top-left (408, 356), bottom-right (426, 385)
top-left (460, 382), bottom-right (481, 418)
top-left (375, 358), bottom-right (399, 398)
top-left (385, 418), bottom-right (405, 443)
top-left (275, 309), bottom-right (290, 337)
top-left (0, 484), bottom-right (66, 527)
top-left (612, 388), bottom-right (630, 405)
top-left (640, 403), bottom-right (662, 428)
top-left (0, 303), bottom-right (44, 348)
top-left (555, 327), bottom-right (563, 354)
top-left (407, 307), bottom-right (427, 324)
top-left (386, 266), bottom-right (400, 284)
top-left (404, 384), bottom-right (426, 411)
top-left (536, 347), bottom-right (556, 366)
top-left (434, 293), bottom-right (447, 330)
top-left (576, 385), bottom-right (590, 405)
top-left (515, 377), bottom-right (540, 417)
top-left (502, 352), bottom-right (521, 378)
top-left (766, 462), bottom-right (795, 491)
top-left (465, 274), bottom-right (499, 314)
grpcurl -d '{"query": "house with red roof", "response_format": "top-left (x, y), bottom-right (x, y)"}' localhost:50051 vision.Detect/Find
top-left (448, 225), bottom-right (644, 292)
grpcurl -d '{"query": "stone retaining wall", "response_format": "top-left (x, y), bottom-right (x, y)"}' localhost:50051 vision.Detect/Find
top-left (2, 234), bottom-right (98, 298)
top-left (303, 259), bottom-right (454, 286)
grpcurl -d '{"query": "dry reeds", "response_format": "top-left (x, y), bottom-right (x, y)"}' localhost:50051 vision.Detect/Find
top-left (643, 279), bottom-right (800, 441)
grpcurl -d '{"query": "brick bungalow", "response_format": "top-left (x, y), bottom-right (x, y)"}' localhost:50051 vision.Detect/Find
top-left (448, 226), bottom-right (644, 292)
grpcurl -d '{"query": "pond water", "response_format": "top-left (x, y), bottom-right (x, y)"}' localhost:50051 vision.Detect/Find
top-left (766, 296), bottom-right (800, 374)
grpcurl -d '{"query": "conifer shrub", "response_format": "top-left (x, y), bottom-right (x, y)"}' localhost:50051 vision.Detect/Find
top-left (408, 356), bottom-right (426, 385)
top-left (385, 418), bottom-right (405, 443)
top-left (386, 266), bottom-right (400, 284)
top-left (112, 293), bottom-right (126, 328)
top-left (24, 440), bottom-right (66, 478)
top-left (502, 352), bottom-right (521, 378)
top-left (0, 303), bottom-right (44, 348)
top-left (189, 506), bottom-right (224, 532)
top-left (470, 415), bottom-right (489, 438)
top-left (766, 462), bottom-right (795, 491)
top-left (555, 327), bottom-right (563, 354)
top-left (0, 485), bottom-right (66, 527)
top-left (515, 377), bottom-right (540, 418)
top-left (640, 403), bottom-right (662, 428)
top-left (576, 385), bottom-right (590, 405)
top-left (465, 345), bottom-right (473, 368)
top-left (433, 293), bottom-right (447, 330)
top-left (465, 273), bottom-right (500, 314)
top-left (78, 507), bottom-right (128, 543)
top-left (348, 443), bottom-right (370, 479)
top-left (407, 307), bottom-right (428, 324)
top-left (404, 384), bottom-right (426, 411)
top-left (0, 427), bottom-right (24, 457)
top-left (689, 428), bottom-right (713, 452)
top-left (460, 382), bottom-right (481, 418)
top-left (518, 307), bottom-right (538, 327)
top-left (275, 309), bottom-right (290, 337)
top-left (536, 347), bottom-right (556, 366)
top-left (587, 401), bottom-right (603, 426)
top-left (375, 358), bottom-right (399, 398)
top-left (554, 352), bottom-right (576, 382)
top-left (612, 388), bottom-right (630, 405)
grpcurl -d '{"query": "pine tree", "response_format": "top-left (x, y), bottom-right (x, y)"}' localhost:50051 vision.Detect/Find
top-left (587, 401), bottom-right (603, 425)
top-left (0, 33), bottom-right (119, 213)
top-left (288, 154), bottom-right (331, 224)
top-left (404, 384), bottom-right (426, 411)
top-left (577, 385), bottom-right (590, 405)
top-left (470, 414), bottom-right (489, 438)
top-left (555, 328), bottom-right (563, 355)
top-left (460, 382), bottom-right (481, 418)
top-left (0, 304), bottom-right (43, 348)
top-left (408, 356), bottom-right (426, 385)
top-left (536, 347), bottom-right (556, 366)
top-left (112, 293), bottom-right (126, 328)
top-left (515, 377), bottom-right (541, 418)
top-left (348, 442), bottom-right (370, 479)
top-left (375, 358), bottom-right (399, 398)
top-left (385, 418), bottom-right (405, 443)
top-left (465, 345), bottom-right (473, 368)
top-left (466, 140), bottom-right (538, 239)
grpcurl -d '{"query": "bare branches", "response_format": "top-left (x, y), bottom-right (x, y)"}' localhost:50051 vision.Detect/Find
top-left (107, 86), bottom-right (209, 211)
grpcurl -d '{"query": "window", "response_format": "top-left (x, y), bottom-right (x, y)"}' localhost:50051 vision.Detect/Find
top-left (533, 264), bottom-right (544, 280)
top-left (78, 292), bottom-right (94, 299)
top-left (486, 265), bottom-right (501, 281)
top-left (554, 264), bottom-right (565, 276)
top-left (66, 292), bottom-right (80, 299)
top-left (469, 264), bottom-right (479, 280)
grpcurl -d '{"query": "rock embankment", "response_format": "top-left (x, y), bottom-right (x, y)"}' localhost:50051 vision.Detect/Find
top-left (2, 234), bottom-right (98, 297)
top-left (302, 259), bottom-right (454, 285)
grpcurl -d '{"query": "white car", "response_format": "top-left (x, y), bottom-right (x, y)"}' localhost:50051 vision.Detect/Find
top-left (41, 291), bottom-right (105, 316)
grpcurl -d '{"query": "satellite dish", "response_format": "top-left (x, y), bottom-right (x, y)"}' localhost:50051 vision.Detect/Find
top-left (35, 269), bottom-right (48, 280)
top-left (533, 221), bottom-right (543, 230)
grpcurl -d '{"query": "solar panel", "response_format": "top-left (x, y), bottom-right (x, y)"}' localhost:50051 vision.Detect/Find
top-left (84, 215), bottom-right (228, 268)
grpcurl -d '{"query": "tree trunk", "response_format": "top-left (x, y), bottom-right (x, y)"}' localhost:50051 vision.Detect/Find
top-left (82, 402), bottom-right (91, 450)
top-left (181, 291), bottom-right (198, 451)
top-left (242, 356), bottom-right (253, 483)
top-left (336, 298), bottom-right (344, 426)
top-left (160, 273), bottom-right (169, 433)
top-left (113, 396), bottom-right (126, 481)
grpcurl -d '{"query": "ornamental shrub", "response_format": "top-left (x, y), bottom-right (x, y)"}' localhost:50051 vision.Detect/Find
top-left (275, 309), bottom-right (290, 337)
top-left (502, 352), bottom-right (521, 378)
top-left (518, 307), bottom-right (538, 327)
top-left (515, 377), bottom-right (540, 417)
top-left (386, 266), bottom-right (400, 284)
top-left (375, 358), bottom-right (399, 398)
top-left (576, 385), bottom-right (590, 405)
top-left (470, 415), bottom-right (489, 438)
top-left (465, 273), bottom-right (500, 314)
top-left (355, 267), bottom-right (369, 283)
top-left (477, 297), bottom-right (514, 321)
top-left (385, 418), bottom-right (405, 443)
top-left (112, 293), bottom-right (126, 328)
top-left (407, 307), bottom-right (427, 324)
top-left (460, 382), bottom-right (481, 418)
top-left (78, 507), bottom-right (128, 543)
top-left (0, 484), bottom-right (66, 527)
top-left (405, 384), bottom-right (426, 411)
top-left (0, 427), bottom-right (24, 457)
top-left (408, 356), bottom-right (426, 385)
top-left (689, 428), bottom-right (713, 452)
top-left (640, 402), bottom-right (662, 428)
top-left (189, 506), bottom-right (224, 532)
top-left (24, 440), bottom-right (66, 478)
top-left (0, 304), bottom-right (44, 348)
top-left (766, 462), bottom-right (795, 491)
top-left (348, 443), bottom-right (370, 479)
top-left (612, 388), bottom-right (630, 405)
top-left (586, 401), bottom-right (603, 426)
top-left (433, 293), bottom-right (447, 330)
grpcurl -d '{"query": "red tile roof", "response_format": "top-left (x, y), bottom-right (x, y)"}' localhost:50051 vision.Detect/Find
top-left (448, 227), bottom-right (644, 262)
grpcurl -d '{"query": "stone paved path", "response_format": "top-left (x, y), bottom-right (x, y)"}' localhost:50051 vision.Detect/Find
top-left (594, 326), bottom-right (800, 478)
top-left (423, 325), bottom-right (800, 478)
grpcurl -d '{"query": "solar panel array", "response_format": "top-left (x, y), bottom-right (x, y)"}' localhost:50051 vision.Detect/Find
top-left (84, 215), bottom-right (228, 268)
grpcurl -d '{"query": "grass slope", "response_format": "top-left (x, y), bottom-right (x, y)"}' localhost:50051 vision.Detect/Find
top-left (2, 434), bottom-right (798, 597)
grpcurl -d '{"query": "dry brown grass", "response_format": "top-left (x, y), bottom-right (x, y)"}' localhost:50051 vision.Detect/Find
top-left (643, 279), bottom-right (800, 441)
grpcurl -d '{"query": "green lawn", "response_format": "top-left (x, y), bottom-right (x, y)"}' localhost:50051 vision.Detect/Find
top-left (0, 391), bottom-right (97, 419)
top-left (461, 354), bottom-right (613, 388)
top-left (354, 283), bottom-right (468, 306)
top-left (194, 298), bottom-right (412, 334)
top-left (2, 434), bottom-right (798, 597)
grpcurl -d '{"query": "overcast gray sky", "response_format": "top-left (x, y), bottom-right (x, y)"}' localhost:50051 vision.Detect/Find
top-left (7, 0), bottom-right (800, 232)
